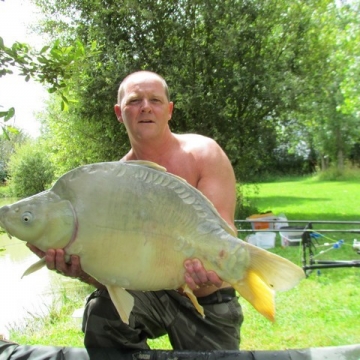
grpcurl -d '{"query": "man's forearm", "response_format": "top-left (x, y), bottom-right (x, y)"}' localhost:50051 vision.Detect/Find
top-left (77, 272), bottom-right (106, 289)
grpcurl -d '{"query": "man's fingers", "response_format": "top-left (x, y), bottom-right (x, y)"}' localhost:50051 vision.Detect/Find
top-left (45, 249), bottom-right (57, 270)
top-left (184, 258), bottom-right (223, 288)
top-left (54, 249), bottom-right (68, 273)
top-left (191, 259), bottom-right (209, 284)
top-left (26, 243), bottom-right (45, 258)
top-left (26, 246), bottom-right (86, 280)
top-left (184, 272), bottom-right (199, 290)
top-left (207, 271), bottom-right (223, 288)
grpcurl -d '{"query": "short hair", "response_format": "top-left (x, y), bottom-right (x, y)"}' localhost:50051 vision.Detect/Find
top-left (117, 71), bottom-right (170, 104)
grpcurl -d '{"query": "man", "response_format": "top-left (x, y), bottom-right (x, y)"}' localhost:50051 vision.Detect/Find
top-left (28, 71), bottom-right (243, 350)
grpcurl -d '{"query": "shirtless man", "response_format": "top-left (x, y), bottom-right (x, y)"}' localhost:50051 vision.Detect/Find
top-left (28, 71), bottom-right (243, 350)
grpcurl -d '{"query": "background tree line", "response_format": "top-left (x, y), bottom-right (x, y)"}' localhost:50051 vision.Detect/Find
top-left (1, 0), bottom-right (359, 195)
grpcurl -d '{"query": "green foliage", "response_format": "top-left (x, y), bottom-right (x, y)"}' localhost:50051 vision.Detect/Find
top-left (279, 2), bottom-right (360, 171)
top-left (7, 141), bottom-right (55, 197)
top-left (314, 165), bottom-right (360, 182)
top-left (0, 162), bottom-right (6, 184)
top-left (0, 0), bottom-right (354, 180)
top-left (0, 106), bottom-right (17, 139)
top-left (0, 34), bottom-right (99, 138)
top-left (34, 0), bottom-right (359, 180)
top-left (0, 129), bottom-right (29, 183)
top-left (235, 184), bottom-right (259, 221)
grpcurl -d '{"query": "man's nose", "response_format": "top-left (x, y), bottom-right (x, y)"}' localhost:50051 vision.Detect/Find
top-left (141, 99), bottom-right (151, 112)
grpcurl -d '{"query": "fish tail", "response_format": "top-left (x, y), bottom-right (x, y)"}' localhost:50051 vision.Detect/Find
top-left (232, 243), bottom-right (305, 321)
top-left (245, 243), bottom-right (305, 291)
top-left (233, 269), bottom-right (275, 322)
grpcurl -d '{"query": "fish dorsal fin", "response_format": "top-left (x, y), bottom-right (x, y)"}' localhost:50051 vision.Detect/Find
top-left (123, 160), bottom-right (167, 172)
top-left (21, 257), bottom-right (46, 278)
top-left (107, 285), bottom-right (135, 325)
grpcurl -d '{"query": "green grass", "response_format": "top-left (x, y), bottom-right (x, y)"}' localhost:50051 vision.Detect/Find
top-left (7, 174), bottom-right (360, 350)
top-left (237, 175), bottom-right (360, 350)
top-left (9, 280), bottom-right (92, 347)
top-left (245, 176), bottom-right (359, 221)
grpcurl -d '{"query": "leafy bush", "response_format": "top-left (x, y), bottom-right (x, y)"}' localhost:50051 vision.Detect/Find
top-left (7, 142), bottom-right (55, 197)
top-left (0, 161), bottom-right (6, 183)
top-left (315, 164), bottom-right (360, 181)
top-left (235, 184), bottom-right (259, 222)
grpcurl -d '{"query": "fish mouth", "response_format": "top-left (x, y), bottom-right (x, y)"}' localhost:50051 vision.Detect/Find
top-left (0, 223), bottom-right (12, 239)
top-left (0, 206), bottom-right (12, 239)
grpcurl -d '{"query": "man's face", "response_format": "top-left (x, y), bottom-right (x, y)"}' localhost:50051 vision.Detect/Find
top-left (115, 74), bottom-right (174, 142)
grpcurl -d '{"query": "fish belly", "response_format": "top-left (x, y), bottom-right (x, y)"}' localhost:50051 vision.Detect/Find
top-left (71, 229), bottom-right (189, 290)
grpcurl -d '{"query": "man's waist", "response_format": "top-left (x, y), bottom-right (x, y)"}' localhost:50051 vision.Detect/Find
top-left (197, 287), bottom-right (236, 305)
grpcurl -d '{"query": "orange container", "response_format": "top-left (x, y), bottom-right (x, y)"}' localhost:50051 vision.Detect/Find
top-left (246, 212), bottom-right (276, 230)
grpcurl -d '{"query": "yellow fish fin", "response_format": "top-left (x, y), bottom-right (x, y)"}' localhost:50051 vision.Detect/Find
top-left (181, 284), bottom-right (205, 317)
top-left (123, 160), bottom-right (167, 172)
top-left (232, 269), bottom-right (275, 322)
top-left (246, 243), bottom-right (305, 292)
top-left (107, 285), bottom-right (134, 325)
top-left (21, 257), bottom-right (46, 278)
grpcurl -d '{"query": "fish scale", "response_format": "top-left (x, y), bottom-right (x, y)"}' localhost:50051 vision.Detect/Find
top-left (0, 160), bottom-right (305, 324)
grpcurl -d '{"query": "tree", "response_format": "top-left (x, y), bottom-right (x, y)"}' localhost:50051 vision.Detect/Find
top-left (30, 1), bottom-right (320, 177)
top-left (278, 1), bottom-right (360, 171)
top-left (0, 128), bottom-right (29, 182)
top-left (7, 141), bottom-right (55, 197)
top-left (0, 36), bottom-right (98, 137)
top-left (31, 0), bottom-right (360, 179)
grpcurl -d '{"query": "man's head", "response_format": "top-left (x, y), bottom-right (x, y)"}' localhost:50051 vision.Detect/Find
top-left (117, 71), bottom-right (170, 105)
top-left (114, 71), bottom-right (174, 143)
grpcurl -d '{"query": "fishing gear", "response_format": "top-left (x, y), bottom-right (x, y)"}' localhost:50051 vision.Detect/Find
top-left (236, 219), bottom-right (360, 276)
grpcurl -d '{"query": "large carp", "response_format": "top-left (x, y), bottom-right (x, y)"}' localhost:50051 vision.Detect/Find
top-left (0, 161), bottom-right (304, 323)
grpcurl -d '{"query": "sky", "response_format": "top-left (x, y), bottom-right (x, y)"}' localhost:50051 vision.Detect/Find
top-left (0, 0), bottom-right (48, 138)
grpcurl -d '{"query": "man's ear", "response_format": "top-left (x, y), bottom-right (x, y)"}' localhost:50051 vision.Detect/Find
top-left (168, 101), bottom-right (174, 121)
top-left (114, 104), bottom-right (123, 123)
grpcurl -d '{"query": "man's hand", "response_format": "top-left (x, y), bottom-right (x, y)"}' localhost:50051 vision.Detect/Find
top-left (184, 258), bottom-right (223, 290)
top-left (26, 244), bottom-right (82, 277)
top-left (26, 243), bottom-right (102, 287)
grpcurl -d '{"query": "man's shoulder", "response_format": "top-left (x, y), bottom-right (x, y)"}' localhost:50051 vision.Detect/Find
top-left (175, 133), bottom-right (218, 148)
top-left (174, 133), bottom-right (226, 166)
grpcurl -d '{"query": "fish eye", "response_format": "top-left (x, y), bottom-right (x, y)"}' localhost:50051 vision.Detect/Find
top-left (21, 212), bottom-right (33, 223)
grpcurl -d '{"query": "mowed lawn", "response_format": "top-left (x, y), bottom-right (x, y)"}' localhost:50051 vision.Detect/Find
top-left (244, 176), bottom-right (359, 221)
top-left (236, 176), bottom-right (360, 350)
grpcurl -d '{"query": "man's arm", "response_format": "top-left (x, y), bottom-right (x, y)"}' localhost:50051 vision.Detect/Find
top-left (196, 137), bottom-right (237, 233)
top-left (183, 136), bottom-right (238, 292)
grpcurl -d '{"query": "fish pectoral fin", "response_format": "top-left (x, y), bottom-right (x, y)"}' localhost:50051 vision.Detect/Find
top-left (181, 284), bottom-right (205, 317)
top-left (106, 285), bottom-right (134, 325)
top-left (21, 257), bottom-right (46, 278)
top-left (232, 269), bottom-right (275, 322)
